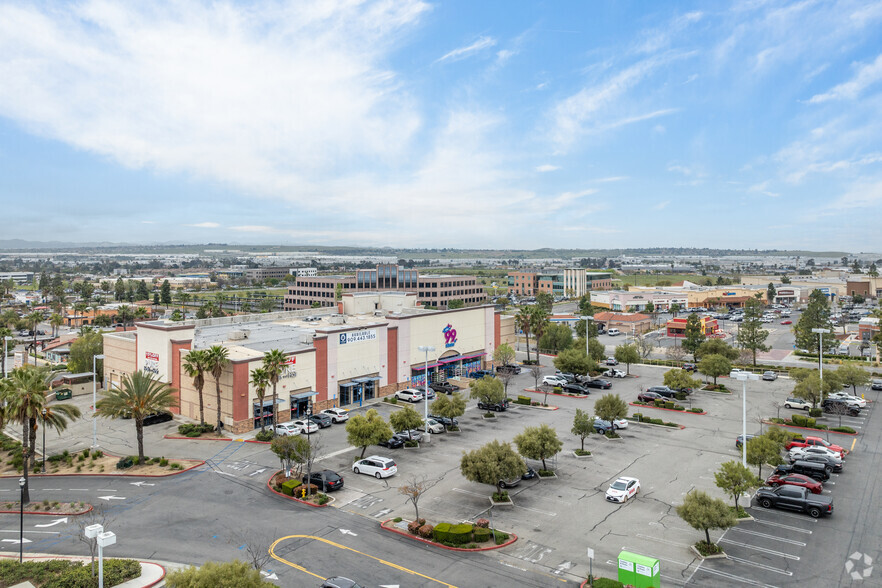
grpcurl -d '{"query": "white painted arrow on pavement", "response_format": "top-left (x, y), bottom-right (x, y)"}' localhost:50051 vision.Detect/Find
top-left (34, 518), bottom-right (68, 528)
top-left (98, 495), bottom-right (125, 501)
top-left (339, 529), bottom-right (358, 536)
top-left (129, 481), bottom-right (155, 487)
top-left (2, 538), bottom-right (32, 544)
top-left (260, 571), bottom-right (279, 580)
top-left (248, 469), bottom-right (267, 477)
top-left (379, 585), bottom-right (400, 587)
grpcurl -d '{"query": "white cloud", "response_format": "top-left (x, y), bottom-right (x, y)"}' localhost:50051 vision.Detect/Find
top-left (548, 189), bottom-right (599, 211)
top-left (593, 176), bottom-right (628, 183)
top-left (536, 164), bottom-right (560, 172)
top-left (496, 49), bottom-right (515, 64)
top-left (141, 220), bottom-right (155, 224)
top-left (748, 181), bottom-right (779, 198)
top-left (653, 200), bottom-right (670, 210)
top-left (185, 222), bottom-right (220, 228)
top-left (828, 180), bottom-right (882, 211)
top-left (435, 36), bottom-right (496, 64)
top-left (808, 54), bottom-right (882, 103)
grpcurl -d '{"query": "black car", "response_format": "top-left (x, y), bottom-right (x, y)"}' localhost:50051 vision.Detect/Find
top-left (496, 364), bottom-right (521, 375)
top-left (555, 372), bottom-right (577, 383)
top-left (774, 461), bottom-right (830, 482)
top-left (143, 412), bottom-right (174, 426)
top-left (470, 369), bottom-right (495, 380)
top-left (584, 379), bottom-right (612, 390)
top-left (735, 434), bottom-right (756, 449)
top-left (427, 414), bottom-right (458, 428)
top-left (562, 382), bottom-right (590, 394)
top-left (754, 485), bottom-right (833, 518)
top-left (303, 469), bottom-right (344, 492)
top-left (322, 577), bottom-right (364, 588)
top-left (794, 453), bottom-right (843, 473)
top-left (682, 363), bottom-right (696, 372)
top-left (646, 385), bottom-right (677, 399)
top-left (478, 400), bottom-right (507, 411)
top-left (378, 436), bottom-right (404, 449)
top-left (308, 413), bottom-right (333, 428)
top-left (822, 398), bottom-right (861, 416)
top-left (430, 381), bottom-right (460, 395)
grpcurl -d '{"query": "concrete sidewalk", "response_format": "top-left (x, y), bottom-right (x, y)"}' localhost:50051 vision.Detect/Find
top-left (1, 552), bottom-right (189, 587)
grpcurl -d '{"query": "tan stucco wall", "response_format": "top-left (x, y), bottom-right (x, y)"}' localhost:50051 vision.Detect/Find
top-left (102, 333), bottom-right (137, 390)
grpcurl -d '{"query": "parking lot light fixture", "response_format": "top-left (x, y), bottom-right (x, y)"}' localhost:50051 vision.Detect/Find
top-left (92, 354), bottom-right (105, 448)
top-left (18, 477), bottom-right (25, 562)
top-left (418, 345), bottom-right (435, 435)
top-left (733, 372), bottom-right (760, 468)
top-left (812, 328), bottom-right (830, 405)
top-left (3, 335), bottom-right (12, 378)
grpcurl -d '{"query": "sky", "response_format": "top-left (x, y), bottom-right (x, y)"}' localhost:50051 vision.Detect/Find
top-left (1, 0), bottom-right (882, 251)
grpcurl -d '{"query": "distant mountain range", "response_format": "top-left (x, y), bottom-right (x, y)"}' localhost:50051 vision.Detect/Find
top-left (0, 239), bottom-right (129, 250)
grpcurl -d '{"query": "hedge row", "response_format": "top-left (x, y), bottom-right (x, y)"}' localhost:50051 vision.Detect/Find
top-left (0, 558), bottom-right (141, 588)
top-left (433, 522), bottom-right (475, 545)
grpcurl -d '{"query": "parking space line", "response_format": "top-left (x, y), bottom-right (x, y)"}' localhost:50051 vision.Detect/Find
top-left (725, 555), bottom-right (794, 576)
top-left (751, 518), bottom-right (813, 533)
top-left (752, 510), bottom-right (817, 523)
top-left (513, 504), bottom-right (557, 517)
top-left (729, 527), bottom-right (806, 546)
top-left (451, 488), bottom-right (485, 498)
top-left (690, 565), bottom-right (781, 588)
top-left (719, 538), bottom-right (800, 559)
top-left (635, 533), bottom-right (689, 548)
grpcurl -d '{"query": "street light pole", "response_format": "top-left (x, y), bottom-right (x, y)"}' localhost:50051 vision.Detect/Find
top-left (733, 372), bottom-right (760, 468)
top-left (812, 328), bottom-right (830, 406)
top-left (3, 335), bottom-right (12, 378)
top-left (18, 476), bottom-right (25, 562)
top-left (418, 345), bottom-right (435, 436)
top-left (92, 354), bottom-right (105, 448)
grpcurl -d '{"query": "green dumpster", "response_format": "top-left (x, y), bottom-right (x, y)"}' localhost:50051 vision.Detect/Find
top-left (55, 389), bottom-right (72, 401)
top-left (617, 551), bottom-right (660, 588)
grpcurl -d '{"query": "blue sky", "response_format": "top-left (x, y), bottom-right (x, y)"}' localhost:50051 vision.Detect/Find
top-left (1, 0), bottom-right (881, 251)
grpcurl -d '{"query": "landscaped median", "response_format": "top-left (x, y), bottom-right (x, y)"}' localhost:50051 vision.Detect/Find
top-left (627, 413), bottom-right (685, 429)
top-left (380, 517), bottom-right (517, 551)
top-left (267, 470), bottom-right (334, 507)
top-left (763, 417), bottom-right (858, 436)
top-left (0, 557), bottom-right (143, 588)
top-left (0, 500), bottom-right (92, 516)
top-left (629, 401), bottom-right (706, 415)
top-left (523, 388), bottom-right (588, 399)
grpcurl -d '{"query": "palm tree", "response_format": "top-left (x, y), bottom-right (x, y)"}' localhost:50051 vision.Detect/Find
top-left (249, 366), bottom-right (270, 432)
top-left (37, 402), bottom-right (81, 471)
top-left (96, 371), bottom-right (178, 462)
top-left (530, 306), bottom-right (550, 357)
top-left (182, 349), bottom-right (209, 426)
top-left (6, 366), bottom-right (52, 502)
top-left (205, 345), bottom-right (230, 432)
top-left (49, 313), bottom-right (64, 337)
top-left (73, 302), bottom-right (88, 326)
top-left (25, 311), bottom-right (43, 365)
top-left (133, 306), bottom-right (149, 323)
top-left (262, 349), bottom-right (286, 433)
top-left (116, 305), bottom-right (134, 331)
top-left (515, 308), bottom-right (533, 363)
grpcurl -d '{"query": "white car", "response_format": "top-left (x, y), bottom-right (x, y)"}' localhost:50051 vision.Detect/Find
top-left (594, 417), bottom-right (628, 430)
top-left (729, 368), bottom-right (746, 378)
top-left (783, 397), bottom-right (812, 411)
top-left (321, 408), bottom-right (349, 423)
top-left (828, 392), bottom-right (867, 408)
top-left (352, 456), bottom-right (397, 479)
top-left (395, 389), bottom-right (424, 402)
top-left (603, 369), bottom-right (626, 379)
top-left (789, 446), bottom-right (843, 463)
top-left (543, 375), bottom-right (568, 387)
top-left (274, 422), bottom-right (301, 436)
top-left (422, 419), bottom-right (445, 434)
top-left (605, 476), bottom-right (640, 503)
top-left (290, 419), bottom-right (319, 434)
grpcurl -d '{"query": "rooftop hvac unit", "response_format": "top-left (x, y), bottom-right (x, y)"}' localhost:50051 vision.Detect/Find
top-left (328, 316), bottom-right (346, 325)
top-left (300, 333), bottom-right (314, 345)
top-left (228, 330), bottom-right (250, 340)
top-left (373, 310), bottom-right (384, 317)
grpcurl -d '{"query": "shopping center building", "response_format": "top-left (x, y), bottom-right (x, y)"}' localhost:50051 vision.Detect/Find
top-left (102, 293), bottom-right (502, 433)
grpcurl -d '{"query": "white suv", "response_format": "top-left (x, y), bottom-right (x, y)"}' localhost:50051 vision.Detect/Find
top-left (321, 408), bottom-right (349, 423)
top-left (352, 456), bottom-right (397, 479)
top-left (783, 397), bottom-right (811, 411)
top-left (274, 422), bottom-right (301, 436)
top-left (395, 389), bottom-right (424, 403)
top-left (543, 375), bottom-right (568, 387)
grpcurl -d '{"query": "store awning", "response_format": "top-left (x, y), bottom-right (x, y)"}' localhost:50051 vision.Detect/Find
top-left (412, 362), bottom-right (442, 371)
top-left (254, 398), bottom-right (285, 407)
top-left (438, 352), bottom-right (486, 365)
top-left (339, 381), bottom-right (358, 387)
top-left (351, 377), bottom-right (371, 384)
top-left (291, 391), bottom-right (318, 400)
top-left (366, 376), bottom-right (381, 382)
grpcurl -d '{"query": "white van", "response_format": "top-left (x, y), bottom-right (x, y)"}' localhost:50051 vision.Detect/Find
top-left (837, 345), bottom-right (849, 355)
top-left (607, 328), bottom-right (621, 336)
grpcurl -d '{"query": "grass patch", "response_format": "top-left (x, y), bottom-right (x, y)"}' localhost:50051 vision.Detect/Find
top-left (0, 558), bottom-right (140, 587)
top-left (694, 541), bottom-right (724, 556)
top-left (574, 449), bottom-right (591, 456)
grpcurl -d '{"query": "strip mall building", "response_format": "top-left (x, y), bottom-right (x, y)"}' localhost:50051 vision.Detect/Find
top-left (102, 293), bottom-right (502, 433)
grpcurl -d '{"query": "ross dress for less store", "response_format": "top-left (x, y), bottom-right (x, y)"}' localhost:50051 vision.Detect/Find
top-left (102, 293), bottom-right (503, 433)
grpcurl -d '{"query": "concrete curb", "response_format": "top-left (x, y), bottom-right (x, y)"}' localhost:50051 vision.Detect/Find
top-left (629, 402), bottom-right (706, 415)
top-left (0, 504), bottom-right (93, 516)
top-left (761, 420), bottom-right (858, 436)
top-left (690, 544), bottom-right (727, 560)
top-left (627, 419), bottom-right (685, 430)
top-left (379, 519), bottom-right (517, 551)
top-left (0, 458), bottom-right (205, 479)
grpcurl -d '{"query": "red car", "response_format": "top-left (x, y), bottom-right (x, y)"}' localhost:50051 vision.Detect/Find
top-left (765, 473), bottom-right (823, 494)
top-left (785, 436), bottom-right (847, 456)
top-left (780, 320), bottom-right (792, 325)
top-left (637, 391), bottom-right (664, 403)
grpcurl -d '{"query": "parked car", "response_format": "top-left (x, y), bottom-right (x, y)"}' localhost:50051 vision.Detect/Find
top-left (605, 357), bottom-right (619, 366)
top-left (603, 368), bottom-right (626, 379)
top-left (780, 320), bottom-right (792, 325)
top-left (774, 461), bottom-right (830, 482)
top-left (477, 400), bottom-right (508, 411)
top-left (142, 412), bottom-right (174, 426)
top-left (827, 391), bottom-right (867, 407)
top-left (821, 398), bottom-right (861, 416)
top-left (496, 364), bottom-right (522, 375)
top-left (595, 416), bottom-right (628, 430)
top-left (499, 476), bottom-right (521, 489)
top-left (765, 472), bottom-right (823, 494)
top-left (762, 371), bottom-right (778, 381)
top-left (422, 419), bottom-right (445, 434)
top-left (607, 329), bottom-right (621, 336)
top-left (783, 397), bottom-right (811, 411)
top-left (543, 375), bottom-right (568, 387)
top-left (395, 389), bottom-right (424, 403)
top-left (321, 408), bottom-right (349, 423)
top-left (791, 452), bottom-right (842, 473)
top-left (735, 434), bottom-right (756, 449)
top-left (754, 485), bottom-right (833, 518)
top-left (378, 436), bottom-right (404, 449)
top-left (393, 429), bottom-right (423, 442)
top-left (274, 421), bottom-right (301, 436)
top-left (729, 368), bottom-right (746, 378)
top-left (554, 371), bottom-right (577, 383)
top-left (681, 363), bottom-right (696, 372)
top-left (584, 378), bottom-right (612, 390)
top-left (789, 445), bottom-right (844, 462)
top-left (637, 391), bottom-right (664, 403)
top-left (785, 436), bottom-right (847, 456)
top-left (308, 413), bottom-right (333, 428)
top-left (646, 385), bottom-right (677, 399)
top-left (303, 469), bottom-right (344, 492)
top-left (470, 369), bottom-right (495, 379)
top-left (593, 420), bottom-right (614, 434)
top-left (562, 382), bottom-right (590, 394)
top-left (872, 379), bottom-right (882, 391)
top-left (430, 381), bottom-right (460, 395)
top-left (605, 477), bottom-right (640, 503)
top-left (322, 578), bottom-right (364, 588)
top-left (427, 414), bottom-right (458, 428)
top-left (352, 456), bottom-right (397, 479)
top-left (522, 466), bottom-right (537, 480)
top-left (423, 387), bottom-right (436, 401)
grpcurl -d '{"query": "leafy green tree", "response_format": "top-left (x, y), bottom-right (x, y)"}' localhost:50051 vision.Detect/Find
top-left (670, 302), bottom-right (681, 317)
top-left (493, 343), bottom-right (516, 368)
top-left (738, 298), bottom-right (770, 365)
top-left (745, 435), bottom-right (782, 477)
top-left (614, 343), bottom-right (640, 375)
top-left (262, 349), bottom-right (286, 432)
top-left (697, 339), bottom-right (740, 361)
top-left (135, 280), bottom-right (150, 301)
top-left (698, 354), bottom-right (731, 386)
top-left (67, 330), bottom-right (103, 373)
top-left (205, 345), bottom-right (230, 432)
top-left (763, 426), bottom-right (802, 449)
top-left (794, 290), bottom-right (835, 353)
top-left (430, 392), bottom-right (466, 428)
top-left (571, 408), bottom-right (594, 451)
top-left (593, 393), bottom-right (628, 423)
top-left (182, 350), bottom-right (210, 426)
top-left (538, 323), bottom-right (573, 354)
top-left (390, 405), bottom-right (423, 440)
top-left (663, 368), bottom-right (701, 391)
top-left (447, 299), bottom-right (465, 309)
top-left (160, 280), bottom-right (172, 306)
top-left (469, 376), bottom-right (505, 405)
top-left (767, 283), bottom-right (777, 304)
top-left (513, 423), bottom-right (562, 471)
top-left (535, 291), bottom-right (554, 313)
top-left (96, 370), bottom-right (178, 462)
top-left (114, 277), bottom-right (125, 301)
top-left (869, 263), bottom-right (879, 277)
top-left (644, 301), bottom-right (655, 314)
top-left (682, 313), bottom-right (706, 360)
top-left (93, 314), bottom-right (113, 327)
top-left (270, 434), bottom-right (311, 477)
top-left (153, 292), bottom-right (161, 306)
top-left (115, 305), bottom-right (134, 331)
top-left (587, 337), bottom-right (605, 362)
top-left (166, 560), bottom-right (272, 588)
top-left (345, 408), bottom-right (393, 458)
top-left (460, 440), bottom-right (526, 496)
top-left (249, 366), bottom-right (270, 432)
top-left (578, 293), bottom-right (594, 316)
top-left (781, 275), bottom-right (791, 284)
top-left (714, 461), bottom-right (761, 512)
top-left (835, 364), bottom-right (871, 395)
top-left (677, 490), bottom-right (737, 549)
top-left (791, 372), bottom-right (826, 407)
top-left (553, 347), bottom-right (594, 376)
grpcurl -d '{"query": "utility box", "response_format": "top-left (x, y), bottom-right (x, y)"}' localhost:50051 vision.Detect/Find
top-left (617, 551), bottom-right (660, 588)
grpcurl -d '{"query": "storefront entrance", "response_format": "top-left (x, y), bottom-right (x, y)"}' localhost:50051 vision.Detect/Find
top-left (253, 399), bottom-right (280, 429)
top-left (337, 377), bottom-right (380, 407)
top-left (289, 391), bottom-right (317, 418)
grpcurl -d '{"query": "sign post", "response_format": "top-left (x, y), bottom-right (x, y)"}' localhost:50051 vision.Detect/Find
top-left (586, 547), bottom-right (594, 585)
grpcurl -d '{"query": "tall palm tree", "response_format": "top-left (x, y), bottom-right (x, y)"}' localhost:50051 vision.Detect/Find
top-left (530, 305), bottom-right (550, 358)
top-left (96, 371), bottom-right (178, 462)
top-left (249, 366), bottom-right (270, 432)
top-left (205, 345), bottom-right (230, 432)
top-left (133, 306), bottom-right (149, 323)
top-left (73, 302), bottom-right (88, 326)
top-left (515, 309), bottom-right (533, 364)
top-left (6, 366), bottom-right (52, 502)
top-left (25, 311), bottom-right (43, 365)
top-left (182, 349), bottom-right (209, 426)
top-left (49, 313), bottom-right (64, 337)
top-left (37, 402), bottom-right (82, 471)
top-left (0, 377), bottom-right (12, 437)
top-left (116, 305), bottom-right (134, 331)
top-left (262, 349), bottom-right (286, 433)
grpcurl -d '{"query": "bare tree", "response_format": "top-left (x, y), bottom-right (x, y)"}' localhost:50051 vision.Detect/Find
top-left (226, 527), bottom-right (277, 572)
top-left (634, 334), bottom-right (655, 360)
top-left (771, 401), bottom-right (783, 421)
top-left (528, 365), bottom-right (542, 391)
top-left (496, 370), bottom-right (515, 400)
top-left (76, 504), bottom-right (116, 578)
top-left (666, 344), bottom-right (686, 363)
top-left (397, 475), bottom-right (441, 523)
top-left (826, 401), bottom-right (852, 429)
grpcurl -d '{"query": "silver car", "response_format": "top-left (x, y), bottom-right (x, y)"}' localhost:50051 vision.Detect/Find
top-left (762, 371), bottom-right (778, 381)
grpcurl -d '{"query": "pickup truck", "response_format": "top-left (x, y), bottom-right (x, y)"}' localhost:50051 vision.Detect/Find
top-left (754, 485), bottom-right (833, 518)
top-left (785, 436), bottom-right (847, 456)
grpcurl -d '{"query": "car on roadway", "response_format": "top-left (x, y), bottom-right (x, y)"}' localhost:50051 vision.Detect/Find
top-left (395, 389), bottom-right (424, 403)
top-left (605, 477), bottom-right (640, 503)
top-left (735, 434), bottom-right (756, 449)
top-left (637, 391), bottom-right (664, 403)
top-left (274, 421), bottom-right (301, 436)
top-left (303, 469), bottom-right (344, 492)
top-left (784, 397), bottom-right (812, 410)
top-left (422, 419), bottom-right (446, 434)
top-left (378, 436), bottom-right (404, 449)
top-left (584, 378), bottom-right (612, 390)
top-left (781, 320), bottom-right (792, 325)
top-left (543, 375), bottom-right (568, 387)
top-left (352, 456), bottom-right (397, 479)
top-left (321, 408), bottom-right (349, 423)
top-left (603, 368), bottom-right (626, 379)
top-left (430, 381), bottom-right (460, 395)
top-left (322, 577), bottom-right (364, 588)
top-left (754, 485), bottom-right (833, 518)
top-left (308, 413), bottom-right (333, 428)
top-left (762, 371), bottom-right (778, 381)
top-left (765, 472), bottom-right (823, 494)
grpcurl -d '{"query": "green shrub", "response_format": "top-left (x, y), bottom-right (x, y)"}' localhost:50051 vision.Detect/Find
top-left (632, 413), bottom-right (642, 421)
top-left (574, 449), bottom-right (591, 456)
top-left (254, 430), bottom-right (273, 442)
top-left (492, 491), bottom-right (510, 502)
top-left (675, 392), bottom-right (687, 401)
top-left (77, 454), bottom-right (86, 462)
top-left (809, 408), bottom-right (823, 418)
top-left (116, 456), bottom-right (134, 470)
top-left (690, 407), bottom-right (703, 413)
top-left (650, 418), bottom-right (664, 425)
top-left (791, 414), bottom-right (806, 427)
top-left (432, 522), bottom-right (451, 540)
top-left (804, 417), bottom-right (816, 428)
top-left (663, 421), bottom-right (679, 427)
top-left (483, 412), bottom-right (495, 418)
top-left (493, 530), bottom-right (510, 545)
top-left (473, 527), bottom-right (491, 542)
top-left (664, 401), bottom-right (675, 409)
top-left (593, 578), bottom-right (625, 588)
top-left (393, 517), bottom-right (403, 523)
top-left (281, 479), bottom-right (301, 496)
top-left (81, 448), bottom-right (90, 458)
top-left (316, 494), bottom-right (330, 505)
top-left (832, 426), bottom-right (856, 433)
top-left (159, 458), bottom-right (168, 467)
top-left (654, 399), bottom-right (664, 407)
top-left (170, 462), bottom-right (182, 470)
top-left (769, 417), bottom-right (785, 424)
top-left (438, 523), bottom-right (474, 545)
top-left (814, 423), bottom-right (828, 430)
top-left (0, 558), bottom-right (141, 588)
top-left (516, 395), bottom-right (531, 405)
top-left (672, 405), bottom-right (685, 411)
top-left (389, 397), bottom-right (398, 404)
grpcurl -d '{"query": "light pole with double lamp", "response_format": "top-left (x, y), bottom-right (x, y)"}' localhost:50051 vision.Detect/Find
top-left (812, 328), bottom-right (831, 405)
top-left (418, 345), bottom-right (435, 436)
top-left (733, 371), bottom-right (760, 468)
top-left (92, 354), bottom-right (105, 448)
